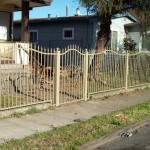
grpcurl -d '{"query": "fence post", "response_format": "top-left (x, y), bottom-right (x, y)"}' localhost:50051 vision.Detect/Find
top-left (14, 43), bottom-right (18, 64)
top-left (125, 52), bottom-right (129, 90)
top-left (54, 48), bottom-right (60, 106)
top-left (83, 49), bottom-right (88, 101)
top-left (0, 51), bottom-right (1, 107)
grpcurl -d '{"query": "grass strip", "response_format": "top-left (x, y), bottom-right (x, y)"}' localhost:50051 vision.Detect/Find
top-left (0, 102), bottom-right (150, 150)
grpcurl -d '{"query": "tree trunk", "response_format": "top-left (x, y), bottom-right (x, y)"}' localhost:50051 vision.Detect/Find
top-left (89, 14), bottom-right (112, 80)
top-left (97, 14), bottom-right (112, 52)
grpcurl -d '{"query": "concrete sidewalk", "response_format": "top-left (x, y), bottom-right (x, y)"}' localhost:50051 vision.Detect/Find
top-left (0, 89), bottom-right (150, 144)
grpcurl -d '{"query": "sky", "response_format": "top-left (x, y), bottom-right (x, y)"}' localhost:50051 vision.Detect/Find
top-left (14, 0), bottom-right (88, 20)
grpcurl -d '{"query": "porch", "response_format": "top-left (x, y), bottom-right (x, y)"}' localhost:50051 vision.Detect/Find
top-left (0, 42), bottom-right (29, 65)
top-left (0, 0), bottom-right (51, 42)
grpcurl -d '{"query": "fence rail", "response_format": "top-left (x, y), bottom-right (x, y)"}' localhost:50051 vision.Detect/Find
top-left (0, 43), bottom-right (150, 110)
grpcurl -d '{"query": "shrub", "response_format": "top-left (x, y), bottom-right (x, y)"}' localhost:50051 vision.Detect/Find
top-left (123, 36), bottom-right (137, 52)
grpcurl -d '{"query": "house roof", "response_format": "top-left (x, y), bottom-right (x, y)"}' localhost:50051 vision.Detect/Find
top-left (31, 0), bottom-right (51, 5)
top-left (0, 0), bottom-right (52, 11)
top-left (112, 12), bottom-right (140, 22)
top-left (124, 22), bottom-right (141, 27)
top-left (14, 15), bottom-right (96, 24)
top-left (14, 12), bottom-right (139, 24)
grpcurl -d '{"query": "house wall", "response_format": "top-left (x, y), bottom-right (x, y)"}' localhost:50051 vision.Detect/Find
top-left (0, 12), bottom-right (10, 41)
top-left (110, 17), bottom-right (132, 51)
top-left (14, 19), bottom-right (94, 50)
top-left (14, 16), bottom-right (135, 51)
top-left (127, 26), bottom-right (141, 51)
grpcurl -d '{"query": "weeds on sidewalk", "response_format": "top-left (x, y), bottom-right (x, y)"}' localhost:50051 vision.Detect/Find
top-left (0, 102), bottom-right (150, 150)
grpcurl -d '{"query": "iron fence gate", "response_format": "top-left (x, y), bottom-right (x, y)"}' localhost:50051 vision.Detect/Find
top-left (0, 43), bottom-right (150, 110)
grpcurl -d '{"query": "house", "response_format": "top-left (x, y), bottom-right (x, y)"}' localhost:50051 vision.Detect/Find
top-left (13, 12), bottom-right (139, 51)
top-left (0, 0), bottom-right (51, 65)
top-left (125, 22), bottom-right (150, 51)
top-left (0, 0), bottom-right (51, 42)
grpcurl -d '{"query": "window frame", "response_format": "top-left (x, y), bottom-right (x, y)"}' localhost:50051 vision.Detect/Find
top-left (111, 30), bottom-right (118, 51)
top-left (106, 30), bottom-right (119, 51)
top-left (29, 30), bottom-right (38, 44)
top-left (62, 28), bottom-right (74, 40)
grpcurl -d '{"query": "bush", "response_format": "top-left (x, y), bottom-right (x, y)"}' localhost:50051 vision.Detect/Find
top-left (123, 36), bottom-right (137, 52)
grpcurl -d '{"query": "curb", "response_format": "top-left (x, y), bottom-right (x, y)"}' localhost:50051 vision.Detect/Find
top-left (78, 118), bottom-right (150, 150)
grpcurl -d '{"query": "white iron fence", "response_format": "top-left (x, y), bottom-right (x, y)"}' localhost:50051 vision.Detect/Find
top-left (0, 43), bottom-right (150, 110)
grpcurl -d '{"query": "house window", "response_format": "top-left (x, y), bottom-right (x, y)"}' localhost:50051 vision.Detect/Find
top-left (111, 31), bottom-right (118, 51)
top-left (29, 30), bottom-right (38, 44)
top-left (63, 28), bottom-right (74, 40)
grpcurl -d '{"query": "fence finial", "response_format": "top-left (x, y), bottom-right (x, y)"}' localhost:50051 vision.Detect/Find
top-left (56, 47), bottom-right (59, 51)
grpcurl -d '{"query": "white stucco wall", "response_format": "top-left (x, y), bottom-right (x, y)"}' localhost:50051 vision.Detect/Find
top-left (110, 17), bottom-right (133, 51)
top-left (0, 12), bottom-right (10, 40)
